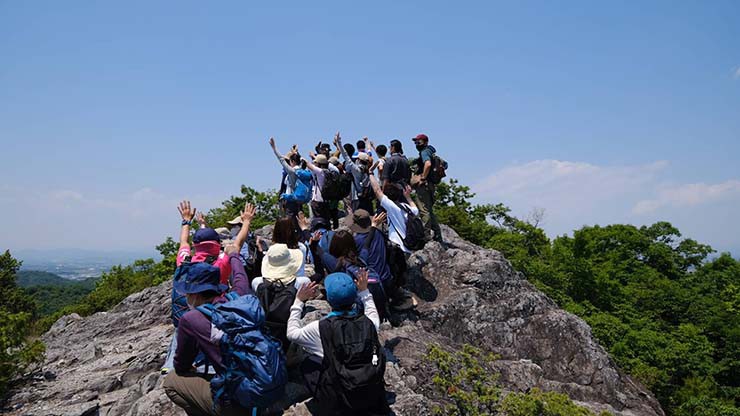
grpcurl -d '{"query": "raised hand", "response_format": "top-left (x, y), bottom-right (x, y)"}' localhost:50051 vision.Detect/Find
top-left (178, 200), bottom-right (197, 222)
top-left (224, 244), bottom-right (238, 255)
top-left (195, 212), bottom-right (207, 228)
top-left (333, 131), bottom-right (342, 146)
top-left (371, 212), bottom-right (387, 228)
top-left (297, 281), bottom-right (319, 302)
top-left (269, 137), bottom-right (276, 149)
top-left (404, 185), bottom-right (413, 198)
top-left (297, 211), bottom-right (310, 231)
top-left (355, 268), bottom-right (369, 292)
top-left (241, 203), bottom-right (257, 223)
top-left (310, 231), bottom-right (323, 244)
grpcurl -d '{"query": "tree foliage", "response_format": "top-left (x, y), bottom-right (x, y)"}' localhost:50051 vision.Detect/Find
top-left (435, 179), bottom-right (739, 415)
top-left (0, 251), bottom-right (45, 400)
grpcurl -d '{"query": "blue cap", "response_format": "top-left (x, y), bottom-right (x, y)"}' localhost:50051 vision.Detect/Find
top-left (174, 262), bottom-right (228, 295)
top-left (193, 228), bottom-right (220, 244)
top-left (325, 272), bottom-right (357, 309)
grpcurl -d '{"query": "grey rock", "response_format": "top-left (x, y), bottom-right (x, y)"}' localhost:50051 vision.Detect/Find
top-left (5, 225), bottom-right (664, 416)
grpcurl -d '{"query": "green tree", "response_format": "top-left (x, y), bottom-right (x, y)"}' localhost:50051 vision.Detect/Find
top-left (0, 251), bottom-right (45, 399)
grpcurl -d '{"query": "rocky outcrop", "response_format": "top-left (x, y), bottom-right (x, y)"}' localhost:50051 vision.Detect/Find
top-left (5, 226), bottom-right (664, 416)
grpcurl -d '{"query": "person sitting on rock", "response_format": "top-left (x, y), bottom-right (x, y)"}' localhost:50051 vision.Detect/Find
top-left (163, 216), bottom-right (265, 414)
top-left (251, 243), bottom-right (311, 353)
top-left (286, 272), bottom-right (389, 416)
top-left (321, 230), bottom-right (390, 322)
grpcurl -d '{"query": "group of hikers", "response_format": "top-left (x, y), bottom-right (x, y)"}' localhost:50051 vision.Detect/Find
top-left (162, 133), bottom-right (448, 415)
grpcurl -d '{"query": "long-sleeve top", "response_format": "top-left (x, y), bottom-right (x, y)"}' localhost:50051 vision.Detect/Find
top-left (338, 143), bottom-right (367, 201)
top-left (273, 147), bottom-right (297, 194)
top-left (286, 289), bottom-right (379, 359)
top-left (174, 254), bottom-right (252, 374)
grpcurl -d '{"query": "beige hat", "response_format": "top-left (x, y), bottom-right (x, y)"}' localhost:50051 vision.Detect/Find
top-left (358, 152), bottom-right (370, 162)
top-left (215, 227), bottom-right (231, 239)
top-left (329, 156), bottom-right (340, 166)
top-left (261, 244), bottom-right (303, 284)
top-left (227, 216), bottom-right (243, 225)
top-left (314, 154), bottom-right (328, 165)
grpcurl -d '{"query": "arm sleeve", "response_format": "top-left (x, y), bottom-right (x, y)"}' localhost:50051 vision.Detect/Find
top-left (176, 244), bottom-right (191, 267)
top-left (286, 300), bottom-right (323, 356)
top-left (229, 254), bottom-right (252, 296)
top-left (173, 317), bottom-right (198, 374)
top-left (274, 147), bottom-right (295, 174)
top-left (358, 289), bottom-right (380, 330)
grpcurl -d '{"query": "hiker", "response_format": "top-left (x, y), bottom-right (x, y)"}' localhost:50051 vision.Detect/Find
top-left (302, 154), bottom-right (341, 227)
top-left (384, 139), bottom-right (411, 188)
top-left (335, 132), bottom-right (375, 213)
top-left (372, 144), bottom-right (388, 182)
top-left (287, 272), bottom-right (390, 416)
top-left (327, 156), bottom-right (343, 229)
top-left (353, 138), bottom-right (374, 160)
top-left (270, 137), bottom-right (311, 218)
top-left (305, 216), bottom-right (336, 280)
top-left (350, 209), bottom-right (413, 312)
top-left (164, 204), bottom-right (287, 416)
top-left (368, 174), bottom-right (424, 253)
top-left (163, 202), bottom-right (257, 371)
top-left (412, 134), bottom-right (443, 243)
top-left (252, 243), bottom-right (311, 352)
top-left (322, 230), bottom-right (389, 322)
top-left (272, 216), bottom-right (309, 277)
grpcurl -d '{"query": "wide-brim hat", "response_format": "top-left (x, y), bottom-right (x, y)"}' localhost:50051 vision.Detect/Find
top-left (174, 262), bottom-right (228, 295)
top-left (227, 216), bottom-right (243, 225)
top-left (349, 209), bottom-right (372, 234)
top-left (314, 154), bottom-right (328, 165)
top-left (261, 243), bottom-right (303, 284)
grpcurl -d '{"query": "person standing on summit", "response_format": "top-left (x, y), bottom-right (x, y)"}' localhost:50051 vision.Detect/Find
top-left (412, 134), bottom-right (443, 243)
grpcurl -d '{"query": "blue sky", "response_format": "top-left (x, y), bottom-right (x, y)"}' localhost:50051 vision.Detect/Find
top-left (1, 1), bottom-right (739, 255)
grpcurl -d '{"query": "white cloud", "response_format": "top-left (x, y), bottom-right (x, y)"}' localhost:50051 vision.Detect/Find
top-left (473, 159), bottom-right (740, 253)
top-left (633, 180), bottom-right (740, 214)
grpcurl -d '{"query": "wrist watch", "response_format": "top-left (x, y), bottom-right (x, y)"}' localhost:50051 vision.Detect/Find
top-left (181, 220), bottom-right (192, 226)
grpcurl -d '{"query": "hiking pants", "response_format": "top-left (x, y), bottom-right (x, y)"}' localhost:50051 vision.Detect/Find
top-left (415, 183), bottom-right (442, 242)
top-left (164, 373), bottom-right (255, 416)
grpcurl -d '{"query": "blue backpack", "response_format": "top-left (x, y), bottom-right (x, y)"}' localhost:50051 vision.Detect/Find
top-left (281, 169), bottom-right (313, 204)
top-left (196, 293), bottom-right (288, 410)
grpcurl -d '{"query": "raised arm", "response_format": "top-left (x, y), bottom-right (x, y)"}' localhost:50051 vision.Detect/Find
top-left (177, 200), bottom-right (196, 246)
top-left (195, 212), bottom-right (208, 229)
top-left (334, 132), bottom-right (350, 163)
top-left (364, 137), bottom-right (377, 154)
top-left (403, 185), bottom-right (418, 209)
top-left (369, 173), bottom-right (385, 201)
top-left (302, 156), bottom-right (321, 174)
top-left (232, 202), bottom-right (257, 251)
top-left (270, 137), bottom-right (294, 173)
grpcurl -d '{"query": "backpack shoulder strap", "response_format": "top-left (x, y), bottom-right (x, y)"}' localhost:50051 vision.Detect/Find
top-left (195, 304), bottom-right (216, 320)
top-left (363, 228), bottom-right (376, 251)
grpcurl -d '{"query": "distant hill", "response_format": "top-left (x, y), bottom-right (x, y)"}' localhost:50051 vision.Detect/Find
top-left (16, 271), bottom-right (97, 289)
top-left (17, 271), bottom-right (98, 316)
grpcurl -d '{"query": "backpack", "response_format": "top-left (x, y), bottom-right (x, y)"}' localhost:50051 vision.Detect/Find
top-left (429, 153), bottom-right (448, 185)
top-left (322, 169), bottom-right (352, 201)
top-left (171, 255), bottom-right (218, 328)
top-left (196, 293), bottom-right (288, 410)
top-left (281, 169), bottom-right (313, 204)
top-left (315, 314), bottom-right (389, 415)
top-left (390, 204), bottom-right (426, 251)
top-left (357, 172), bottom-right (374, 200)
top-left (256, 279), bottom-right (298, 352)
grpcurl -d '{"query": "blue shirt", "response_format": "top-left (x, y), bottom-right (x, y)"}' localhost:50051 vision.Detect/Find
top-left (354, 230), bottom-right (392, 283)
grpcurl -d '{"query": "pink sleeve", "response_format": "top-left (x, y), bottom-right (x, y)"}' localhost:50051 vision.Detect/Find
top-left (176, 244), bottom-right (191, 267)
top-left (215, 256), bottom-right (233, 286)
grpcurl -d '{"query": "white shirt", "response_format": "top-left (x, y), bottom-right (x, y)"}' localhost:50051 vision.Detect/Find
top-left (286, 289), bottom-right (379, 359)
top-left (308, 163), bottom-right (340, 203)
top-left (380, 195), bottom-right (419, 253)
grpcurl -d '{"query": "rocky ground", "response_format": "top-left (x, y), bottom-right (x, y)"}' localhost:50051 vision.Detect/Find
top-left (5, 226), bottom-right (664, 416)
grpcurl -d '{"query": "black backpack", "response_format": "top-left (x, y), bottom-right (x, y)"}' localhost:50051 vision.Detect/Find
top-left (357, 172), bottom-right (375, 200)
top-left (390, 204), bottom-right (426, 251)
top-left (256, 279), bottom-right (298, 352)
top-left (316, 314), bottom-right (389, 415)
top-left (322, 169), bottom-right (353, 201)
